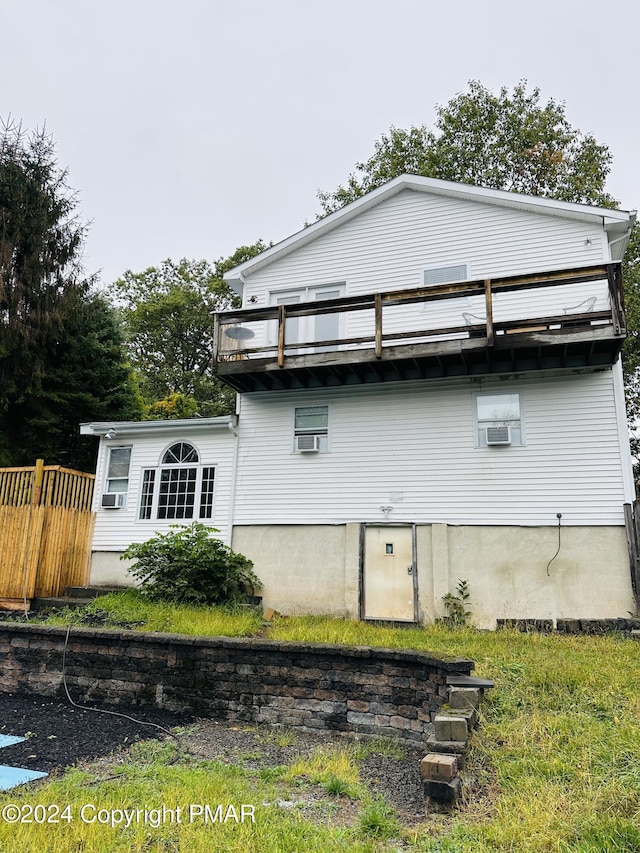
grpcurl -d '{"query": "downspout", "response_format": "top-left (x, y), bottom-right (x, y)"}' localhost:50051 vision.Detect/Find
top-left (226, 413), bottom-right (240, 547)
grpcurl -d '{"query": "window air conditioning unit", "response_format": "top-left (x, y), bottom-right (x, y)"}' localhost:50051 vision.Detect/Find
top-left (486, 426), bottom-right (511, 446)
top-left (295, 434), bottom-right (321, 453)
top-left (101, 493), bottom-right (127, 509)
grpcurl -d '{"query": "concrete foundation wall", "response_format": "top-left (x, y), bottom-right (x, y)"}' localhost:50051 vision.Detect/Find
top-left (89, 523), bottom-right (635, 629)
top-left (441, 525), bottom-right (634, 628)
top-left (231, 524), bottom-right (361, 618)
top-left (89, 552), bottom-right (135, 587)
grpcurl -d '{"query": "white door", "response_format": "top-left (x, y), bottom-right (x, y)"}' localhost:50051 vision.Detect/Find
top-left (269, 284), bottom-right (345, 353)
top-left (363, 526), bottom-right (416, 621)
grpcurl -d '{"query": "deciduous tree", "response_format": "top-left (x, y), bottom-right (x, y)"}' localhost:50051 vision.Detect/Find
top-left (110, 243), bottom-right (268, 418)
top-left (318, 80), bottom-right (614, 215)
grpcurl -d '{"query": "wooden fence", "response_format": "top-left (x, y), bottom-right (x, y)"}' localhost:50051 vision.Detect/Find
top-left (0, 460), bottom-right (95, 610)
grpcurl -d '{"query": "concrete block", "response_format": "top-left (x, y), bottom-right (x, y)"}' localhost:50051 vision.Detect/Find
top-left (424, 776), bottom-right (462, 802)
top-left (434, 714), bottom-right (468, 743)
top-left (448, 687), bottom-right (481, 710)
top-left (420, 753), bottom-right (459, 782)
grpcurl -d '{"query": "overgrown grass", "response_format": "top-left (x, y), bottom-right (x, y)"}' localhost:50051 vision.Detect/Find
top-left (273, 615), bottom-right (640, 852)
top-left (8, 596), bottom-right (640, 851)
top-left (40, 588), bottom-right (263, 637)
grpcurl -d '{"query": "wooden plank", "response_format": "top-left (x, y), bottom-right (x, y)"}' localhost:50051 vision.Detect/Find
top-left (33, 459), bottom-right (44, 506)
top-left (624, 503), bottom-right (637, 593)
top-left (375, 292), bottom-right (382, 358)
top-left (632, 501), bottom-right (640, 603)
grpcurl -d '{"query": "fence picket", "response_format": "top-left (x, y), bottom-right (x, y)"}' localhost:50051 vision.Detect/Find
top-left (0, 462), bottom-right (95, 609)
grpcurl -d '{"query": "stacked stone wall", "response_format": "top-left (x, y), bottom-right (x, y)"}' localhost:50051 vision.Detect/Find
top-left (0, 624), bottom-right (474, 743)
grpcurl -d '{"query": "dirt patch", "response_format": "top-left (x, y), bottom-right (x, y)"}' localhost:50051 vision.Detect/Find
top-left (0, 693), bottom-right (190, 774)
top-left (181, 718), bottom-right (428, 825)
top-left (0, 693), bottom-right (428, 824)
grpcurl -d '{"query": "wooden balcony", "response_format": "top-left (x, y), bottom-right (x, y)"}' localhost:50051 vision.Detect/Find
top-left (213, 263), bottom-right (626, 393)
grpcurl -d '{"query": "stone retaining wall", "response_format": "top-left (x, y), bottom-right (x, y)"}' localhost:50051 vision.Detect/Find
top-left (498, 618), bottom-right (640, 634)
top-left (0, 624), bottom-right (474, 743)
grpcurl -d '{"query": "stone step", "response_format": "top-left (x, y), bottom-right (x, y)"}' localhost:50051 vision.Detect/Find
top-left (64, 586), bottom-right (127, 599)
top-left (30, 587), bottom-right (126, 612)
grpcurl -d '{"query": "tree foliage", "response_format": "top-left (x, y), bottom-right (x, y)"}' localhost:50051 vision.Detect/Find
top-left (0, 120), bottom-right (140, 469)
top-left (318, 80), bottom-right (615, 215)
top-left (111, 243), bottom-right (268, 418)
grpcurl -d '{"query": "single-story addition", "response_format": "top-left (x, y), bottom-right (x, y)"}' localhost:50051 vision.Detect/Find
top-left (82, 174), bottom-right (639, 629)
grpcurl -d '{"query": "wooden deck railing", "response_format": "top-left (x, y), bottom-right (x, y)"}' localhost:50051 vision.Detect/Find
top-left (214, 263), bottom-right (625, 369)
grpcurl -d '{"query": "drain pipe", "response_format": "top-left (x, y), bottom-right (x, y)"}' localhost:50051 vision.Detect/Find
top-left (226, 413), bottom-right (240, 548)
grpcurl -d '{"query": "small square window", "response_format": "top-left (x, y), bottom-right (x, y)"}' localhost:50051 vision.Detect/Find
top-left (294, 405), bottom-right (329, 452)
top-left (476, 392), bottom-right (523, 446)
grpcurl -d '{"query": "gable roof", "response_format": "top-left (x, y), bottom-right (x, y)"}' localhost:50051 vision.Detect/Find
top-left (224, 175), bottom-right (636, 293)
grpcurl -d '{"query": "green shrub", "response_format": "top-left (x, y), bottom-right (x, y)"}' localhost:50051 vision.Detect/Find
top-left (122, 522), bottom-right (260, 605)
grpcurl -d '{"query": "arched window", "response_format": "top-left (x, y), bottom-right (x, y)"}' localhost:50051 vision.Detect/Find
top-left (139, 442), bottom-right (215, 521)
top-left (162, 443), bottom-right (199, 465)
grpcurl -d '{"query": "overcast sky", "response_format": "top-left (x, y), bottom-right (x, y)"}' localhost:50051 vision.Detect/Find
top-left (2, 0), bottom-right (639, 286)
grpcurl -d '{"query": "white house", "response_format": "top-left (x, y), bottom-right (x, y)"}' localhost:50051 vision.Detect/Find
top-left (82, 175), bottom-right (638, 629)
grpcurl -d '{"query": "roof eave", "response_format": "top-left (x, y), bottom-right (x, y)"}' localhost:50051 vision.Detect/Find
top-left (80, 416), bottom-right (237, 438)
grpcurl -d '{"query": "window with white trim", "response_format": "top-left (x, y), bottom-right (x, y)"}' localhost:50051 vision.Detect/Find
top-left (294, 405), bottom-right (329, 453)
top-left (139, 442), bottom-right (216, 520)
top-left (475, 393), bottom-right (523, 447)
top-left (105, 446), bottom-right (132, 494)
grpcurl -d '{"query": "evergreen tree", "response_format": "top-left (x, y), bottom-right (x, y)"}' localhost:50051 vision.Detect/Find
top-left (0, 120), bottom-right (140, 470)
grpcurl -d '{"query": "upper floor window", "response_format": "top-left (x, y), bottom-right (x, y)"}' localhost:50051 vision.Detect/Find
top-left (139, 442), bottom-right (215, 520)
top-left (475, 392), bottom-right (523, 447)
top-left (294, 405), bottom-right (329, 453)
top-left (423, 264), bottom-right (468, 286)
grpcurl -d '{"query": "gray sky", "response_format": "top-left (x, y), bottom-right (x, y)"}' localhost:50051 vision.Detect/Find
top-left (2, 0), bottom-right (639, 286)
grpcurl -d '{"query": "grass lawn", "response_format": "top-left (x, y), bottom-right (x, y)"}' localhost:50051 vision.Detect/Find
top-left (2, 591), bottom-right (639, 852)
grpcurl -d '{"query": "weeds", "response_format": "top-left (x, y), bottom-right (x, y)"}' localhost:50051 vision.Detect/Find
top-left (358, 796), bottom-right (401, 839)
top-left (442, 579), bottom-right (471, 626)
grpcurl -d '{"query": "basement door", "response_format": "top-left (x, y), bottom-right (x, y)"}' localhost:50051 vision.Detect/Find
top-left (362, 525), bottom-right (417, 622)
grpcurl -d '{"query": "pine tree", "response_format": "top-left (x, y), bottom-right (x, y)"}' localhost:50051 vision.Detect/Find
top-left (0, 120), bottom-right (140, 469)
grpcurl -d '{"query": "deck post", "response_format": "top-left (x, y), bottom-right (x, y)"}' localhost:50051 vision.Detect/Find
top-left (278, 304), bottom-right (286, 368)
top-left (375, 292), bottom-right (382, 359)
top-left (484, 279), bottom-right (494, 346)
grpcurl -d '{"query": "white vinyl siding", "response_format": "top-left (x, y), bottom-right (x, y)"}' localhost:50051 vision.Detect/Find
top-left (234, 371), bottom-right (626, 527)
top-left (242, 190), bottom-right (606, 305)
top-left (91, 429), bottom-right (236, 550)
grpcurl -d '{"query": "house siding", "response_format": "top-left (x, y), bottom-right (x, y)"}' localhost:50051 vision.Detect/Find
top-left (91, 427), bottom-right (237, 551)
top-left (234, 369), bottom-right (627, 527)
top-left (242, 190), bottom-right (607, 304)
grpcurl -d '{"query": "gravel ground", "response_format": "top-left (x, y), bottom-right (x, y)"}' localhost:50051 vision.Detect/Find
top-left (0, 693), bottom-right (429, 824)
